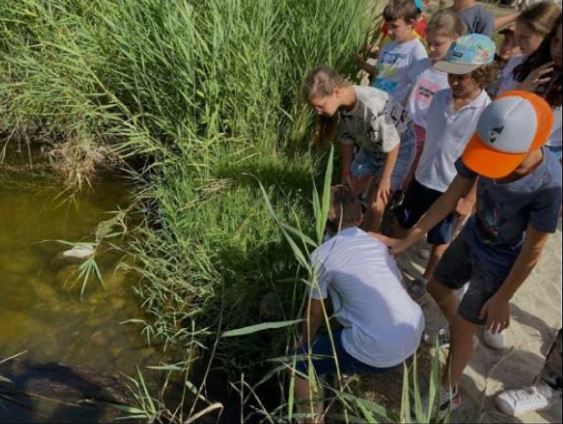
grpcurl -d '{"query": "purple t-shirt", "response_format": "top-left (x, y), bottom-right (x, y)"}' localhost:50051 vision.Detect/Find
top-left (456, 150), bottom-right (562, 276)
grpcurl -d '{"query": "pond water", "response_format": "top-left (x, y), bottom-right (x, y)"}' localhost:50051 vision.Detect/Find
top-left (0, 170), bottom-right (161, 422)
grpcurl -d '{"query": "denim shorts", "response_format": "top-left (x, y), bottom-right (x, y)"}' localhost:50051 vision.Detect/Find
top-left (350, 128), bottom-right (416, 192)
top-left (433, 230), bottom-right (510, 325)
top-left (394, 179), bottom-right (455, 245)
top-left (292, 330), bottom-right (396, 376)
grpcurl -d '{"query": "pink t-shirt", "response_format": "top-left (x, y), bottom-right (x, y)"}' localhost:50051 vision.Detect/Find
top-left (406, 58), bottom-right (449, 129)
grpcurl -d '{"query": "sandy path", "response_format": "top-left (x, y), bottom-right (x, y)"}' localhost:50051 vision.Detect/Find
top-left (396, 222), bottom-right (562, 423)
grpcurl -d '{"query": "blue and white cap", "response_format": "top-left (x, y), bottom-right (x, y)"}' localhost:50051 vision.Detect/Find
top-left (434, 33), bottom-right (496, 75)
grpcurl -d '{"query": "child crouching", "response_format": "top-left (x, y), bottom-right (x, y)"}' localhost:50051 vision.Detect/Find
top-left (292, 185), bottom-right (424, 423)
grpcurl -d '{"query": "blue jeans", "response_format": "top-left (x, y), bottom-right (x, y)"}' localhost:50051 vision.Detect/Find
top-left (292, 330), bottom-right (396, 376)
top-left (350, 128), bottom-right (416, 192)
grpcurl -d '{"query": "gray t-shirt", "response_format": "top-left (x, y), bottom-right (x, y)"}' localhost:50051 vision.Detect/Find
top-left (455, 5), bottom-right (494, 37)
top-left (456, 150), bottom-right (562, 276)
top-left (339, 86), bottom-right (412, 156)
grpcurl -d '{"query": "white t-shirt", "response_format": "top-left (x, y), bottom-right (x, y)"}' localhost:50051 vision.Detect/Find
top-left (497, 54), bottom-right (528, 95)
top-left (339, 86), bottom-right (412, 155)
top-left (371, 38), bottom-right (428, 104)
top-left (415, 89), bottom-right (491, 192)
top-left (406, 58), bottom-right (449, 129)
top-left (310, 227), bottom-right (424, 368)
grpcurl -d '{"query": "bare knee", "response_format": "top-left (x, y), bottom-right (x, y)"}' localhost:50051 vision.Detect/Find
top-left (427, 278), bottom-right (451, 301)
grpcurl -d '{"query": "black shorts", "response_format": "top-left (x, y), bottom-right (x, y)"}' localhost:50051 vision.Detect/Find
top-left (433, 230), bottom-right (510, 325)
top-left (394, 179), bottom-right (455, 245)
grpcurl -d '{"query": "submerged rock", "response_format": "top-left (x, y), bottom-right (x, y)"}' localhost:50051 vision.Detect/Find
top-left (0, 359), bottom-right (132, 423)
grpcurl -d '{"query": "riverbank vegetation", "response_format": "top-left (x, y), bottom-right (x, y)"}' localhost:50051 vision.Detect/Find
top-left (0, 1), bottom-right (451, 422)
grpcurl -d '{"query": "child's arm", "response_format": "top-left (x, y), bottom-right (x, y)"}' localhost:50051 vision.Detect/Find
top-left (494, 13), bottom-right (519, 30)
top-left (355, 54), bottom-right (378, 77)
top-left (455, 177), bottom-right (478, 217)
top-left (391, 174), bottom-right (475, 254)
top-left (298, 298), bottom-right (324, 347)
top-left (479, 225), bottom-right (551, 334)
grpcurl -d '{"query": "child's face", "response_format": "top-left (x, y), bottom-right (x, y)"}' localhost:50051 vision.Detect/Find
top-left (385, 19), bottom-right (415, 43)
top-left (427, 31), bottom-right (456, 62)
top-left (448, 73), bottom-right (480, 98)
top-left (515, 22), bottom-right (544, 55)
top-left (550, 25), bottom-right (562, 69)
top-left (498, 32), bottom-right (520, 61)
top-left (309, 91), bottom-right (340, 117)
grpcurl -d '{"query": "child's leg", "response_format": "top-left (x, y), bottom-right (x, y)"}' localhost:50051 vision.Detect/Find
top-left (364, 180), bottom-right (388, 232)
top-left (295, 377), bottom-right (324, 424)
top-left (427, 232), bottom-right (473, 325)
top-left (424, 243), bottom-right (449, 280)
top-left (350, 175), bottom-right (372, 198)
top-left (443, 316), bottom-right (478, 389)
top-left (423, 214), bottom-right (456, 280)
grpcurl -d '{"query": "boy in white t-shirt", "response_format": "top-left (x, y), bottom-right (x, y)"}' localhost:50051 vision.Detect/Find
top-left (293, 185), bottom-right (424, 422)
top-left (405, 10), bottom-right (465, 178)
top-left (358, 0), bottom-right (428, 104)
top-left (395, 34), bottom-right (497, 299)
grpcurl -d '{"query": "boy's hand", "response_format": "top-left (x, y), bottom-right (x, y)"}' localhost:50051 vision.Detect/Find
top-left (519, 61), bottom-right (555, 93)
top-left (479, 293), bottom-right (510, 334)
top-left (371, 233), bottom-right (411, 256)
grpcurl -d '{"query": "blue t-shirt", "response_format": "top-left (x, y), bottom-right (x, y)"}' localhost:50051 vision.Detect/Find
top-left (456, 5), bottom-right (494, 37)
top-left (456, 150), bottom-right (562, 276)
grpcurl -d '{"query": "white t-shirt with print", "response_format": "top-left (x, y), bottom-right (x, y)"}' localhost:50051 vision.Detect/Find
top-left (415, 88), bottom-right (491, 192)
top-left (310, 227), bottom-right (424, 368)
top-left (339, 86), bottom-right (412, 155)
top-left (371, 38), bottom-right (428, 104)
top-left (406, 58), bottom-right (449, 129)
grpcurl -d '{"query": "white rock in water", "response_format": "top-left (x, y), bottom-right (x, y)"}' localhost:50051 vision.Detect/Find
top-left (62, 244), bottom-right (95, 260)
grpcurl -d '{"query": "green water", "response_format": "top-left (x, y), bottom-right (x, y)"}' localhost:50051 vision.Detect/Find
top-left (0, 172), bottom-right (158, 389)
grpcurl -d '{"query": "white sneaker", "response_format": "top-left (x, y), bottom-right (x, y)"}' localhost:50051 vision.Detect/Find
top-left (495, 382), bottom-right (557, 416)
top-left (483, 328), bottom-right (506, 350)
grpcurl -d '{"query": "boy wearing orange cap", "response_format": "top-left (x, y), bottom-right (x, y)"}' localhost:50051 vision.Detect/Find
top-left (379, 91), bottom-right (562, 411)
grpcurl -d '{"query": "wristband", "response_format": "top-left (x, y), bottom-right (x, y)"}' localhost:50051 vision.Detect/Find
top-left (342, 170), bottom-right (350, 177)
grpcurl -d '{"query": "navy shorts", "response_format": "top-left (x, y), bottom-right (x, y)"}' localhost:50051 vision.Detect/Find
top-left (394, 179), bottom-right (455, 245)
top-left (292, 330), bottom-right (396, 376)
top-left (433, 230), bottom-right (510, 325)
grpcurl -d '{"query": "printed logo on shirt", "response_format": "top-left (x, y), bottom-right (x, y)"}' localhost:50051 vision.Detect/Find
top-left (381, 101), bottom-right (411, 134)
top-left (414, 80), bottom-right (442, 106)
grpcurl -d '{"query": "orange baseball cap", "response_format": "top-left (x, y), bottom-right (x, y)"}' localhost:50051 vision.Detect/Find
top-left (461, 90), bottom-right (554, 179)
